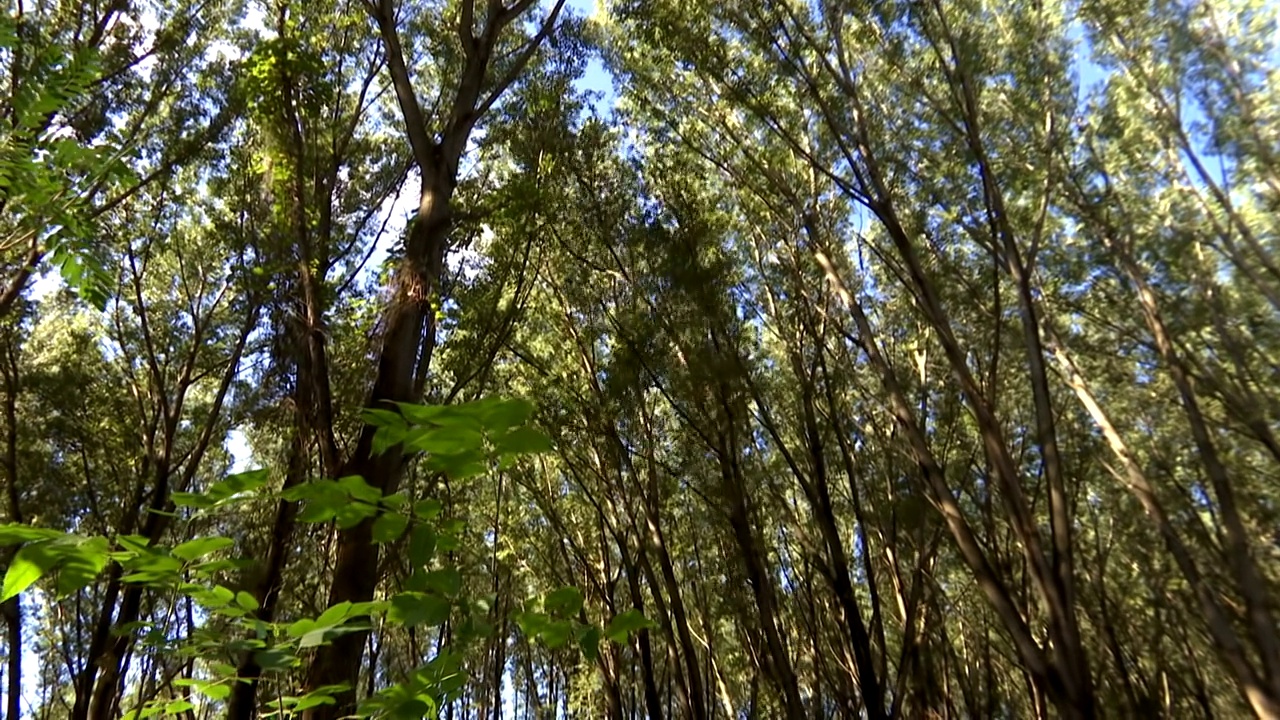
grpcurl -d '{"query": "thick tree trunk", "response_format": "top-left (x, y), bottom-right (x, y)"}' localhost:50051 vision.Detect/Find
top-left (295, 0), bottom-right (563, 712)
top-left (302, 178), bottom-right (451, 718)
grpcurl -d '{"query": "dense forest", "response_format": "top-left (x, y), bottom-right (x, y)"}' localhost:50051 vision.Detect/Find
top-left (1, 0), bottom-right (1278, 717)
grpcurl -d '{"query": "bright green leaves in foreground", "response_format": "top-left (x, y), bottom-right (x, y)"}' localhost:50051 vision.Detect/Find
top-left (512, 586), bottom-right (656, 664)
top-left (605, 609), bottom-right (657, 643)
top-left (364, 397), bottom-right (555, 478)
top-left (0, 531), bottom-right (108, 600)
top-left (172, 468), bottom-right (271, 510)
top-left (0, 399), bottom-right (639, 719)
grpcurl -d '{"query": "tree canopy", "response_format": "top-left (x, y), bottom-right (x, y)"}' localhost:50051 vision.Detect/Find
top-left (0, 0), bottom-right (1278, 717)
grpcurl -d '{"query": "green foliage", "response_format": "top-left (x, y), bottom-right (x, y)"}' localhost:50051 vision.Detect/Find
top-left (0, 399), bottom-right (598, 718)
top-left (604, 609), bottom-right (656, 644)
top-left (0, 13), bottom-right (126, 308)
top-left (172, 469), bottom-right (271, 510)
top-left (0, 533), bottom-right (107, 600)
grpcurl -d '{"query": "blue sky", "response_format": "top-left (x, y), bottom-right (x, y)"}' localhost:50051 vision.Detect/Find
top-left (565, 0), bottom-right (617, 105)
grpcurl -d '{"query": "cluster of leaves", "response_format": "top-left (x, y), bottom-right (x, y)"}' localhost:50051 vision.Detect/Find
top-left (0, 398), bottom-right (647, 718)
top-left (0, 13), bottom-right (128, 308)
top-left (515, 586), bottom-right (653, 663)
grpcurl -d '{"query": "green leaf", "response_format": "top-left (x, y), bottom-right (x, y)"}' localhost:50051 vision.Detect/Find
top-left (294, 692), bottom-right (337, 711)
top-left (361, 407), bottom-right (408, 429)
top-left (293, 692), bottom-right (337, 711)
top-left (254, 647), bottom-right (297, 671)
top-left (296, 620), bottom-right (369, 649)
top-left (413, 498), bottom-right (443, 520)
top-left (235, 591), bottom-right (260, 611)
top-left (54, 536), bottom-right (109, 596)
top-left (334, 502), bottom-right (380, 530)
top-left (316, 601), bottom-right (353, 627)
top-left (544, 586), bottom-right (584, 616)
top-left (540, 619), bottom-right (574, 649)
top-left (300, 628), bottom-right (330, 649)
top-left (578, 625), bottom-right (601, 662)
top-left (403, 426), bottom-right (486, 456)
top-left (438, 672), bottom-right (468, 700)
top-left (396, 402), bottom-right (486, 432)
top-left (348, 600), bottom-right (386, 618)
top-left (134, 703), bottom-right (163, 719)
top-left (297, 501), bottom-right (339, 525)
top-left (605, 609), bottom-right (654, 643)
top-left (408, 525), bottom-right (436, 568)
top-left (436, 524), bottom-right (463, 553)
top-left (216, 468), bottom-right (271, 496)
top-left (393, 403), bottom-right (450, 425)
top-left (371, 513), bottom-right (409, 544)
top-left (171, 536), bottom-right (235, 562)
top-left (493, 426), bottom-right (554, 455)
top-left (170, 492), bottom-right (210, 508)
top-left (183, 469), bottom-right (271, 508)
top-left (514, 610), bottom-right (548, 637)
top-left (286, 619), bottom-right (316, 638)
top-left (281, 479), bottom-right (341, 503)
top-left (424, 451), bottom-right (488, 480)
top-left (337, 475), bottom-right (382, 503)
top-left (116, 535), bottom-right (151, 554)
top-left (121, 550), bottom-right (185, 584)
top-left (424, 568), bottom-right (462, 599)
top-left (213, 585), bottom-right (236, 605)
top-left (371, 425), bottom-right (404, 456)
top-left (193, 681), bottom-right (231, 701)
top-left (479, 398), bottom-right (535, 432)
top-left (390, 699), bottom-right (430, 720)
top-left (2, 541), bottom-right (58, 601)
top-left (387, 592), bottom-right (451, 628)
top-left (0, 525), bottom-right (63, 546)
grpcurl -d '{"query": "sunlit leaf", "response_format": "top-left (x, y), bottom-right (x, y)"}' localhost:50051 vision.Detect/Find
top-left (1, 541), bottom-right (58, 601)
top-left (171, 536), bottom-right (235, 562)
top-left (493, 426), bottom-right (554, 454)
top-left (388, 592), bottom-right (451, 628)
top-left (544, 586), bottom-right (583, 616)
top-left (605, 609), bottom-right (654, 643)
top-left (371, 512), bottom-right (409, 543)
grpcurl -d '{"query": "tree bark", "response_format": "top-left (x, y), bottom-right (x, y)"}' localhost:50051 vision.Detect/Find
top-left (301, 0), bottom-right (564, 711)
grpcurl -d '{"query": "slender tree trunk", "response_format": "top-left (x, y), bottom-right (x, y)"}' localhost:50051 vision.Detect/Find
top-left (718, 448), bottom-right (804, 720)
top-left (621, 545), bottom-right (665, 720)
top-left (2, 591), bottom-right (19, 720)
top-left (227, 429), bottom-right (308, 720)
top-left (634, 464), bottom-right (708, 720)
top-left (2, 339), bottom-right (23, 720)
